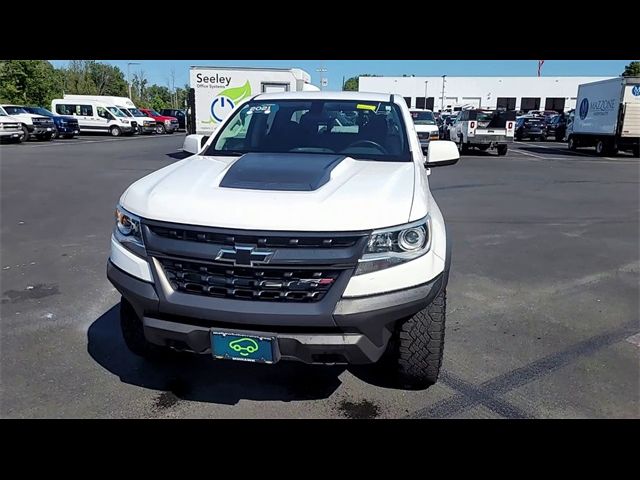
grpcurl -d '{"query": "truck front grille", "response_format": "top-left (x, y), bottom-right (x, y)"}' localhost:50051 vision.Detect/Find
top-left (149, 225), bottom-right (359, 248)
top-left (157, 257), bottom-right (339, 303)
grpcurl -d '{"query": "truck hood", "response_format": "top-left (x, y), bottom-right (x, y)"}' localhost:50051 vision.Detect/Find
top-left (121, 153), bottom-right (417, 231)
top-left (8, 113), bottom-right (48, 124)
top-left (414, 124), bottom-right (439, 133)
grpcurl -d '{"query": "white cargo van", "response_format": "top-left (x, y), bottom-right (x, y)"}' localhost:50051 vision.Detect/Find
top-left (51, 99), bottom-right (134, 136)
top-left (61, 95), bottom-right (156, 134)
top-left (568, 77), bottom-right (640, 157)
top-left (183, 66), bottom-right (318, 153)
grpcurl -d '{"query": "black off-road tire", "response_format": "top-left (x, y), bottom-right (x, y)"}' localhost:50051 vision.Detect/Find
top-left (497, 144), bottom-right (508, 156)
top-left (393, 289), bottom-right (446, 388)
top-left (120, 297), bottom-right (170, 360)
top-left (22, 125), bottom-right (30, 142)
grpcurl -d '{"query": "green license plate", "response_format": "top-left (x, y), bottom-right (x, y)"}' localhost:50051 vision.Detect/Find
top-left (211, 331), bottom-right (276, 363)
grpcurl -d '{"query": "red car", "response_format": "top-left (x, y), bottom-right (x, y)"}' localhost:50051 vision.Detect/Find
top-left (139, 108), bottom-right (179, 134)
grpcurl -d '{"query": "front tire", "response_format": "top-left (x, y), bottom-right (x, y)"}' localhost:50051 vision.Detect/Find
top-left (568, 136), bottom-right (577, 151)
top-left (120, 298), bottom-right (169, 360)
top-left (110, 126), bottom-right (121, 137)
top-left (21, 125), bottom-right (30, 142)
top-left (156, 123), bottom-right (166, 134)
top-left (391, 290), bottom-right (447, 388)
top-left (595, 139), bottom-right (606, 156)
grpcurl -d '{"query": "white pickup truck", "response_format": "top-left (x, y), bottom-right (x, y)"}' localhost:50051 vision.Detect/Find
top-left (107, 91), bottom-right (460, 388)
top-left (449, 108), bottom-right (516, 155)
top-left (0, 104), bottom-right (56, 141)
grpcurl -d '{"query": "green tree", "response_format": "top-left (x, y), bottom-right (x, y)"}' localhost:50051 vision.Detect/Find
top-left (145, 84), bottom-right (172, 111)
top-left (342, 74), bottom-right (379, 91)
top-left (622, 61), bottom-right (640, 77)
top-left (0, 60), bottom-right (63, 106)
top-left (59, 60), bottom-right (127, 96)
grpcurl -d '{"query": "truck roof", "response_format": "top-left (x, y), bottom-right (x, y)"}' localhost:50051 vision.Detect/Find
top-left (252, 91), bottom-right (395, 103)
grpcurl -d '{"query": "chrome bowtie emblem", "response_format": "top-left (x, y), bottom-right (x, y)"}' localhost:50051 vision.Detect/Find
top-left (215, 245), bottom-right (274, 266)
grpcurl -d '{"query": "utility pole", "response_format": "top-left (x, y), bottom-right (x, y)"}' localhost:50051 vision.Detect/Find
top-left (424, 81), bottom-right (429, 109)
top-left (441, 75), bottom-right (447, 111)
top-left (127, 62), bottom-right (141, 99)
top-left (316, 65), bottom-right (328, 91)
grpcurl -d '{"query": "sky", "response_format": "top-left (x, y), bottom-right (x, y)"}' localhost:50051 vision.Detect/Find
top-left (50, 60), bottom-right (632, 91)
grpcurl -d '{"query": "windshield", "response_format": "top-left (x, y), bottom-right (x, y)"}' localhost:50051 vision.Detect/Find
top-left (107, 106), bottom-right (127, 117)
top-left (410, 111), bottom-right (436, 125)
top-left (3, 106), bottom-right (28, 115)
top-left (149, 110), bottom-right (161, 116)
top-left (205, 99), bottom-right (411, 162)
top-left (26, 107), bottom-right (53, 116)
top-left (129, 108), bottom-right (146, 117)
top-left (118, 107), bottom-right (133, 117)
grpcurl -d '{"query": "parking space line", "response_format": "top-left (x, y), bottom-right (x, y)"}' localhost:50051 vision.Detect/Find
top-left (514, 149), bottom-right (547, 159)
top-left (407, 320), bottom-right (638, 419)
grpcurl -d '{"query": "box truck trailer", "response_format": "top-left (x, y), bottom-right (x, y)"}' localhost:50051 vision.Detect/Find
top-left (568, 77), bottom-right (640, 157)
top-left (183, 66), bottom-right (318, 153)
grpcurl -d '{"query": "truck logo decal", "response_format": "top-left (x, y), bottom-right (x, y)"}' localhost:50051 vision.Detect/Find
top-left (632, 85), bottom-right (640, 97)
top-left (210, 81), bottom-right (252, 124)
top-left (579, 98), bottom-right (589, 120)
top-left (215, 245), bottom-right (274, 266)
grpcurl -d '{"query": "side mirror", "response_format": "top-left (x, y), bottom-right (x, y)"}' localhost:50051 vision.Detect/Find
top-left (425, 140), bottom-right (459, 167)
top-left (182, 134), bottom-right (209, 154)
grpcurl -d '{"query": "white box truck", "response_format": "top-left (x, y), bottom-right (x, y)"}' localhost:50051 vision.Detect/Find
top-left (568, 77), bottom-right (640, 157)
top-left (183, 66), bottom-right (318, 153)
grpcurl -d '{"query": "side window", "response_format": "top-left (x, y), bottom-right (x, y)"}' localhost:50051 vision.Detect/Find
top-left (97, 107), bottom-right (114, 120)
top-left (80, 104), bottom-right (93, 116)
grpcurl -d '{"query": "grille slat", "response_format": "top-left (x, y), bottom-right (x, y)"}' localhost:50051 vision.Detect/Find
top-left (149, 225), bottom-right (359, 249)
top-left (159, 257), bottom-right (338, 303)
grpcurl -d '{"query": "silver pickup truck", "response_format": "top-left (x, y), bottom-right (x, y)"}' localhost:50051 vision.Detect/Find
top-left (449, 109), bottom-right (517, 155)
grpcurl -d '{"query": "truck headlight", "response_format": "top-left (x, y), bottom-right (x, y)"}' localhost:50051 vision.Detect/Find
top-left (355, 216), bottom-right (431, 275)
top-left (114, 205), bottom-right (145, 256)
top-left (164, 119), bottom-right (171, 125)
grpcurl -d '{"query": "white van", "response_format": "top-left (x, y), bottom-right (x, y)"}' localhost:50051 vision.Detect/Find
top-left (51, 99), bottom-right (134, 136)
top-left (61, 95), bottom-right (156, 134)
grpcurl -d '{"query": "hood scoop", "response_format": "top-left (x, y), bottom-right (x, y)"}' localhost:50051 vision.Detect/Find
top-left (219, 152), bottom-right (346, 192)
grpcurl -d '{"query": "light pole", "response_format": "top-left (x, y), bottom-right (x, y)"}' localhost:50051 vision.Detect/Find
top-left (441, 75), bottom-right (447, 111)
top-left (424, 80), bottom-right (428, 110)
top-left (127, 62), bottom-right (141, 99)
top-left (316, 65), bottom-right (328, 91)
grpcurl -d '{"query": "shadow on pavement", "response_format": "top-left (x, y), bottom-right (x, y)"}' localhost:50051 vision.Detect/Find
top-left (87, 304), bottom-right (345, 405)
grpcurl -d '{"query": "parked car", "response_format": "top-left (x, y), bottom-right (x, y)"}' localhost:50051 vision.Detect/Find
top-left (0, 104), bottom-right (56, 141)
top-left (139, 108), bottom-right (179, 134)
top-left (0, 111), bottom-right (25, 143)
top-left (449, 109), bottom-right (515, 155)
top-left (160, 109), bottom-right (187, 130)
top-left (409, 109), bottom-right (439, 151)
top-left (515, 116), bottom-right (547, 141)
top-left (51, 99), bottom-right (135, 136)
top-left (544, 114), bottom-right (567, 141)
top-left (107, 91), bottom-right (461, 388)
top-left (22, 106), bottom-right (80, 139)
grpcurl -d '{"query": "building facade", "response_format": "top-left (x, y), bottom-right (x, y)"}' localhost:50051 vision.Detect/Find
top-left (358, 76), bottom-right (613, 113)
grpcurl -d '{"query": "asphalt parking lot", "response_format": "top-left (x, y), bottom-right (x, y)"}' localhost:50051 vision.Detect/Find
top-left (1, 134), bottom-right (638, 418)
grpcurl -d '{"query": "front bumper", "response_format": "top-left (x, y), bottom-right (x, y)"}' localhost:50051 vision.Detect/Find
top-left (56, 124), bottom-right (79, 135)
top-left (0, 130), bottom-right (24, 139)
top-left (164, 122), bottom-right (178, 132)
top-left (107, 259), bottom-right (446, 364)
top-left (140, 124), bottom-right (156, 133)
top-left (30, 125), bottom-right (55, 135)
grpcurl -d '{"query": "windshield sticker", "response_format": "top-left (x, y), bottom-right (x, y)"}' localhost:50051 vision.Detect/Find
top-left (247, 104), bottom-right (272, 115)
top-left (356, 104), bottom-right (377, 111)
